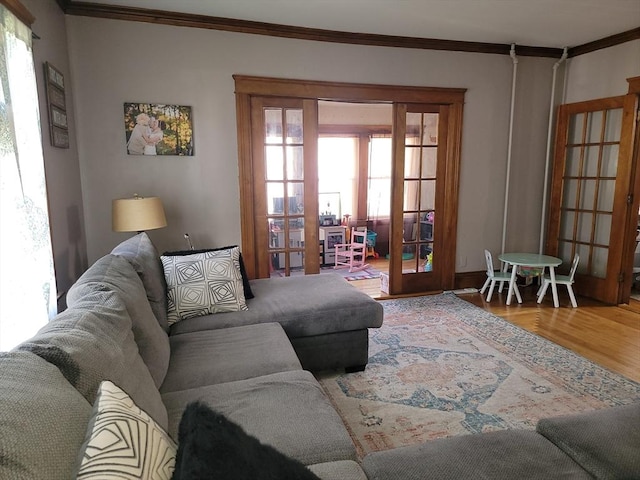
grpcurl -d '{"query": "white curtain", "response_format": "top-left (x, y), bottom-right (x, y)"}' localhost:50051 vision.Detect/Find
top-left (0, 5), bottom-right (57, 351)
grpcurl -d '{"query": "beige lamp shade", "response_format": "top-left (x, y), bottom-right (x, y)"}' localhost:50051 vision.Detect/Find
top-left (112, 195), bottom-right (167, 232)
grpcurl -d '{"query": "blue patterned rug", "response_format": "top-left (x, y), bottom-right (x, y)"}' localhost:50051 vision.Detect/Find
top-left (319, 293), bottom-right (640, 458)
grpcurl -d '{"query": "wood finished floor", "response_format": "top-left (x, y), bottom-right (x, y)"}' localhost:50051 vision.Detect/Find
top-left (352, 259), bottom-right (640, 383)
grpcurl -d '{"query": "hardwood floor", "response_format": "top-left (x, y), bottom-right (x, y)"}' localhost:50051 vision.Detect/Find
top-left (351, 259), bottom-right (640, 383)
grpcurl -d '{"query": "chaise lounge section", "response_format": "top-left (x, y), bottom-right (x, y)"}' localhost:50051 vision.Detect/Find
top-left (170, 273), bottom-right (382, 372)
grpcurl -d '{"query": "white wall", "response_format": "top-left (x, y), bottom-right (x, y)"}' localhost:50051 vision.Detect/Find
top-left (564, 40), bottom-right (640, 103)
top-left (65, 16), bottom-right (558, 273)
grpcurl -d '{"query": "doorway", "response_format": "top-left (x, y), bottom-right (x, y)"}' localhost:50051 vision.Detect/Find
top-left (234, 75), bottom-right (466, 295)
top-left (317, 100), bottom-right (393, 265)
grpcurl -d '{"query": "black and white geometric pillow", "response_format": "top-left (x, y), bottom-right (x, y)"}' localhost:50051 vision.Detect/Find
top-left (161, 246), bottom-right (248, 325)
top-left (77, 380), bottom-right (176, 479)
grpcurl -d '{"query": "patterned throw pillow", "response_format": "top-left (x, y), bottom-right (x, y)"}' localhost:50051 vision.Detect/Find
top-left (161, 247), bottom-right (248, 326)
top-left (162, 246), bottom-right (254, 299)
top-left (77, 381), bottom-right (176, 479)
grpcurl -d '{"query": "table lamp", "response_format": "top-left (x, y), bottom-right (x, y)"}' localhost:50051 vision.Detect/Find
top-left (112, 194), bottom-right (167, 233)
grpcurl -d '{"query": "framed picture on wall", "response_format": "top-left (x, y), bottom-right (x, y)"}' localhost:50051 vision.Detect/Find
top-left (50, 105), bottom-right (67, 129)
top-left (44, 62), bottom-right (69, 149)
top-left (46, 83), bottom-right (65, 109)
top-left (45, 62), bottom-right (64, 89)
top-left (124, 102), bottom-right (194, 156)
top-left (51, 126), bottom-right (69, 148)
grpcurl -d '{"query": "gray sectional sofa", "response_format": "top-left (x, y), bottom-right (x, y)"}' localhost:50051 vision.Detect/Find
top-left (1, 232), bottom-right (638, 479)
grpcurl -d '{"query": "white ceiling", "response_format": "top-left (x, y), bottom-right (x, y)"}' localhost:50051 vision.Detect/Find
top-left (80, 0), bottom-right (640, 49)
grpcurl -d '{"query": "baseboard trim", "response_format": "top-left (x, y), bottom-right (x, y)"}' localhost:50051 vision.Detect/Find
top-left (454, 271), bottom-right (485, 291)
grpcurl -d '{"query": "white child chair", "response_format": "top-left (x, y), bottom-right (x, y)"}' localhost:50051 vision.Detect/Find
top-left (537, 253), bottom-right (580, 308)
top-left (480, 249), bottom-right (521, 303)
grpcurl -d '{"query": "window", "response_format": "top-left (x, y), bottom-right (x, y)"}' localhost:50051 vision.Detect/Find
top-left (0, 4), bottom-right (57, 350)
top-left (318, 136), bottom-right (357, 219)
top-left (367, 135), bottom-right (392, 219)
top-left (318, 134), bottom-right (393, 222)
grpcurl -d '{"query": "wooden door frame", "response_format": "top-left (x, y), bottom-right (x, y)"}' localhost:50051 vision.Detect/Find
top-left (235, 75), bottom-right (466, 281)
top-left (620, 76), bottom-right (640, 303)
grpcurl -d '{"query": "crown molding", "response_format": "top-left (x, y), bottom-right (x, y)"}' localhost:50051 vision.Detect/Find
top-left (61, 1), bottom-right (637, 59)
top-left (568, 27), bottom-right (640, 57)
top-left (1, 0), bottom-right (35, 26)
top-left (55, 0), bottom-right (70, 12)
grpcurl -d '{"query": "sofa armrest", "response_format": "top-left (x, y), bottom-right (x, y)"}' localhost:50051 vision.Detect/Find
top-left (361, 430), bottom-right (592, 480)
top-left (536, 403), bottom-right (640, 480)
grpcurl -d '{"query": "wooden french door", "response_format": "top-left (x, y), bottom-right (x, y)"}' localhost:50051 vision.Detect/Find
top-left (235, 75), bottom-right (465, 288)
top-left (248, 96), bottom-right (319, 278)
top-left (388, 102), bottom-right (463, 295)
top-left (546, 94), bottom-right (638, 304)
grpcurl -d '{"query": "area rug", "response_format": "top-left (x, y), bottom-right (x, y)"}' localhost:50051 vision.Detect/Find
top-left (318, 293), bottom-right (640, 458)
top-left (328, 266), bottom-right (381, 281)
top-left (272, 266), bottom-right (381, 281)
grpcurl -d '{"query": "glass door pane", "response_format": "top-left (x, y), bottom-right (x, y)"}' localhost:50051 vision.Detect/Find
top-left (264, 107), bottom-right (305, 277)
top-left (402, 112), bottom-right (437, 274)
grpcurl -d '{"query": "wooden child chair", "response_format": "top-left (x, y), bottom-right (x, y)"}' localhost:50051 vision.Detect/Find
top-left (335, 227), bottom-right (369, 272)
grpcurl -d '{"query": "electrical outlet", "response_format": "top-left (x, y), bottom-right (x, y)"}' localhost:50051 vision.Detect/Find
top-left (459, 255), bottom-right (467, 267)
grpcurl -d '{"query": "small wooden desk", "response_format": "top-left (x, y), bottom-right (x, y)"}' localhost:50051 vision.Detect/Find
top-left (499, 253), bottom-right (562, 307)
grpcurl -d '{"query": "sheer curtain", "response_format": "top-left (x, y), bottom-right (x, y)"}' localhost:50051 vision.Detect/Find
top-left (0, 5), bottom-right (57, 351)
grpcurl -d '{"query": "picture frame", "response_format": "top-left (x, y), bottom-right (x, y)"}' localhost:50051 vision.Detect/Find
top-left (50, 105), bottom-right (68, 129)
top-left (43, 62), bottom-right (69, 148)
top-left (124, 102), bottom-right (194, 156)
top-left (45, 62), bottom-right (64, 90)
top-left (51, 126), bottom-right (69, 148)
top-left (46, 83), bottom-right (65, 109)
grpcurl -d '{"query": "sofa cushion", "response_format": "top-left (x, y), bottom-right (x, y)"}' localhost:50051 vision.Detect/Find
top-left (0, 351), bottom-right (93, 480)
top-left (77, 381), bottom-right (176, 479)
top-left (170, 273), bottom-right (384, 338)
top-left (162, 370), bottom-right (357, 466)
top-left (361, 430), bottom-right (592, 480)
top-left (67, 254), bottom-right (170, 388)
top-left (161, 247), bottom-right (248, 325)
top-left (308, 461), bottom-right (368, 480)
top-left (163, 246), bottom-right (254, 299)
top-left (536, 404), bottom-right (640, 479)
top-left (172, 401), bottom-right (319, 480)
top-left (17, 289), bottom-right (168, 430)
top-left (160, 323), bottom-right (302, 393)
top-left (112, 232), bottom-right (169, 331)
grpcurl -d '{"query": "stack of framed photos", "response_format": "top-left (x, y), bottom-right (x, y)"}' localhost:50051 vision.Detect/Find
top-left (44, 62), bottom-right (69, 148)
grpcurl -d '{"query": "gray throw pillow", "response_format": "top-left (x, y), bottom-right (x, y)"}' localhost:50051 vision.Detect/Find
top-left (112, 232), bottom-right (169, 331)
top-left (0, 351), bottom-right (93, 480)
top-left (67, 254), bottom-right (170, 388)
top-left (17, 289), bottom-right (169, 430)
